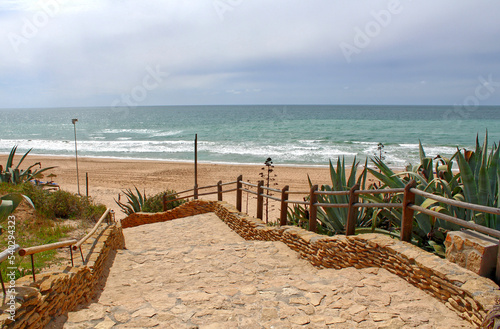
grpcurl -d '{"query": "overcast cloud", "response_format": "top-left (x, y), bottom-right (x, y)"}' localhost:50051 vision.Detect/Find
top-left (1, 0), bottom-right (499, 108)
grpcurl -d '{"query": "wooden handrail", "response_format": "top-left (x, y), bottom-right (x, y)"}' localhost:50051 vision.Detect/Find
top-left (285, 190), bottom-right (310, 195)
top-left (261, 186), bottom-right (281, 193)
top-left (241, 181), bottom-right (258, 188)
top-left (315, 190), bottom-right (349, 196)
top-left (410, 204), bottom-right (500, 239)
top-left (170, 188), bottom-right (193, 196)
top-left (0, 244), bottom-right (20, 263)
top-left (197, 190), bottom-right (219, 197)
top-left (160, 175), bottom-right (500, 243)
top-left (220, 180), bottom-right (238, 186)
top-left (356, 202), bottom-right (402, 208)
top-left (73, 208), bottom-right (111, 250)
top-left (316, 203), bottom-right (349, 208)
top-left (197, 184), bottom-right (219, 190)
top-left (19, 240), bottom-right (77, 257)
top-left (264, 194), bottom-right (282, 202)
top-left (410, 188), bottom-right (500, 216)
top-left (285, 200), bottom-right (309, 205)
top-left (356, 188), bottom-right (405, 195)
top-left (240, 188), bottom-right (258, 196)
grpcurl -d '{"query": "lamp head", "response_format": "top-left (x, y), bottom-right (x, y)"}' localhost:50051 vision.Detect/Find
top-left (72, 119), bottom-right (78, 124)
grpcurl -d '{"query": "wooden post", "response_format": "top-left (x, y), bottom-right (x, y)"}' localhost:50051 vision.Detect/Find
top-left (496, 249), bottom-right (500, 283)
top-left (346, 184), bottom-right (360, 236)
top-left (217, 180), bottom-right (223, 201)
top-left (309, 185), bottom-right (318, 232)
top-left (194, 184), bottom-right (199, 200)
top-left (401, 180), bottom-right (417, 242)
top-left (257, 181), bottom-right (264, 220)
top-left (280, 185), bottom-right (289, 226)
top-left (194, 134), bottom-right (198, 196)
top-left (86, 172), bottom-right (89, 197)
top-left (236, 175), bottom-right (243, 212)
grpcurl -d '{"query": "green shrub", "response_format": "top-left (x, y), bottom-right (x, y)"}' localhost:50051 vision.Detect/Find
top-left (143, 190), bottom-right (185, 212)
top-left (2, 182), bottom-right (105, 221)
top-left (116, 187), bottom-right (185, 215)
top-left (49, 190), bottom-right (82, 218)
top-left (81, 200), bottom-right (107, 222)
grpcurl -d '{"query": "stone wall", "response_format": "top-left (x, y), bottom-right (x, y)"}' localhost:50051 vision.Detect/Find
top-left (210, 201), bottom-right (500, 327)
top-left (121, 200), bottom-right (216, 228)
top-left (0, 222), bottom-right (125, 329)
top-left (445, 230), bottom-right (499, 280)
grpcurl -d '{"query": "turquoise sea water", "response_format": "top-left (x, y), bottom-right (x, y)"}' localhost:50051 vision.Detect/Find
top-left (0, 105), bottom-right (499, 167)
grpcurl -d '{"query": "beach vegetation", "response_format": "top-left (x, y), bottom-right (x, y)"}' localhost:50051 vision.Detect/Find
top-left (260, 157), bottom-right (278, 223)
top-left (1, 183), bottom-right (104, 280)
top-left (0, 205), bottom-right (74, 281)
top-left (115, 187), bottom-right (185, 215)
top-left (0, 146), bottom-right (56, 185)
top-left (455, 133), bottom-right (499, 229)
top-left (115, 187), bottom-right (146, 215)
top-left (362, 133), bottom-right (499, 254)
top-left (144, 189), bottom-right (185, 212)
top-left (366, 151), bottom-right (460, 255)
top-left (286, 133), bottom-right (499, 257)
top-left (287, 157), bottom-right (373, 235)
top-left (0, 182), bottom-right (105, 221)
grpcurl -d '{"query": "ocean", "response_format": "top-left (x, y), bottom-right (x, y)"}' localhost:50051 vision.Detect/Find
top-left (0, 105), bottom-right (499, 168)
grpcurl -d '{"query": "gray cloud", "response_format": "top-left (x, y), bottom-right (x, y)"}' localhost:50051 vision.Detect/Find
top-left (1, 0), bottom-right (499, 108)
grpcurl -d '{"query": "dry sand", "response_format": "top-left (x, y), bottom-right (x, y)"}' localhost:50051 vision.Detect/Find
top-left (1, 155), bottom-right (346, 220)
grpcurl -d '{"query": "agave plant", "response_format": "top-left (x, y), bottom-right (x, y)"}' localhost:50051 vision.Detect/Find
top-left (115, 187), bottom-right (146, 215)
top-left (0, 193), bottom-right (35, 220)
top-left (287, 157), bottom-right (370, 235)
top-left (365, 141), bottom-right (463, 253)
top-left (0, 146), bottom-right (56, 185)
top-left (455, 132), bottom-right (499, 229)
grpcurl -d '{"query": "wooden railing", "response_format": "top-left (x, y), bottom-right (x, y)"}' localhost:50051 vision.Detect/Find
top-left (0, 244), bottom-right (20, 294)
top-left (164, 176), bottom-right (500, 242)
top-left (0, 209), bottom-right (115, 284)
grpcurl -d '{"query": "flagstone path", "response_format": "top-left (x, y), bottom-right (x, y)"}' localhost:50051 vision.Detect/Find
top-left (49, 213), bottom-right (472, 328)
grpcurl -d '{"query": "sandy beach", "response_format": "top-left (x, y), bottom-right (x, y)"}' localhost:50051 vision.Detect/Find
top-left (1, 155), bottom-right (340, 220)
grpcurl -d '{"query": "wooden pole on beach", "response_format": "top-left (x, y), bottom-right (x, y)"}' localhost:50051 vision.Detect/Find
top-left (72, 119), bottom-right (80, 195)
top-left (194, 134), bottom-right (198, 199)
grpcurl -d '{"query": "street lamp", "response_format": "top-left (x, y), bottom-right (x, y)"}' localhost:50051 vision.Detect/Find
top-left (72, 119), bottom-right (80, 195)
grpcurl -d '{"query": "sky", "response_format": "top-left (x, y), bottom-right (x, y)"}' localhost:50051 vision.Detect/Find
top-left (1, 0), bottom-right (500, 108)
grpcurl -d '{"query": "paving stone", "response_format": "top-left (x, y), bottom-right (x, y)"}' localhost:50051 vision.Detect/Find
top-left (261, 307), bottom-right (278, 321)
top-left (94, 316), bottom-right (116, 329)
top-left (60, 213), bottom-right (472, 329)
top-left (130, 307), bottom-right (156, 318)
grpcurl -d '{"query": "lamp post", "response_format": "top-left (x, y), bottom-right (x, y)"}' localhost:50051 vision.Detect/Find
top-left (72, 119), bottom-right (80, 195)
